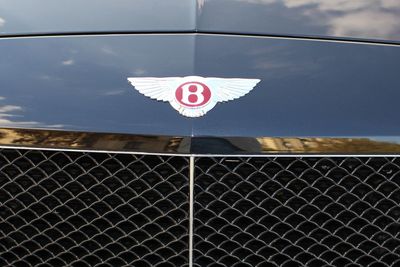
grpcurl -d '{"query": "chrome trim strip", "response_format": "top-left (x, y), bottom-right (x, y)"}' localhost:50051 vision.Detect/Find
top-left (1, 145), bottom-right (400, 157)
top-left (191, 154), bottom-right (400, 157)
top-left (189, 156), bottom-right (195, 267)
top-left (0, 32), bottom-right (398, 48)
top-left (0, 145), bottom-right (189, 157)
top-left (1, 128), bottom-right (400, 155)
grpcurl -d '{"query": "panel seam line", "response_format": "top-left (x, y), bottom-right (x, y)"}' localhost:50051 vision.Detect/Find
top-left (0, 32), bottom-right (399, 47)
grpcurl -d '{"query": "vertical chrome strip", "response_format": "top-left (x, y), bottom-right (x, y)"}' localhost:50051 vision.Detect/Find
top-left (189, 156), bottom-right (195, 267)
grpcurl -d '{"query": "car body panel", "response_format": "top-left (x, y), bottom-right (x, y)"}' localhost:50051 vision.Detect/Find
top-left (0, 34), bottom-right (399, 138)
top-left (0, 0), bottom-right (399, 43)
top-left (0, 0), bottom-right (196, 34)
top-left (0, 35), bottom-right (195, 136)
top-left (198, 0), bottom-right (400, 43)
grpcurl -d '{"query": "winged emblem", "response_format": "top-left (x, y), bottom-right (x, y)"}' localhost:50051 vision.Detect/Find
top-left (127, 76), bottom-right (260, 118)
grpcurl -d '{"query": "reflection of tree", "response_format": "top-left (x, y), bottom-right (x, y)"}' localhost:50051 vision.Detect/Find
top-left (0, 128), bottom-right (187, 153)
top-left (0, 128), bottom-right (399, 154)
top-left (258, 137), bottom-right (400, 153)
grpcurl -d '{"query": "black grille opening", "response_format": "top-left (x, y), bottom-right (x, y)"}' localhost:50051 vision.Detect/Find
top-left (194, 157), bottom-right (400, 267)
top-left (2, 150), bottom-right (400, 266)
top-left (0, 149), bottom-right (189, 267)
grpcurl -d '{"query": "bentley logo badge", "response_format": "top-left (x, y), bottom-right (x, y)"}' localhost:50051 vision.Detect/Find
top-left (128, 76), bottom-right (260, 117)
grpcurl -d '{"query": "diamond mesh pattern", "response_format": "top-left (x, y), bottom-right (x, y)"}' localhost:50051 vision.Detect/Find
top-left (0, 149), bottom-right (189, 267)
top-left (194, 157), bottom-right (400, 267)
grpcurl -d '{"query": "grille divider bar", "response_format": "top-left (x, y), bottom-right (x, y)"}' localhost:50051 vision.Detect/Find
top-left (189, 156), bottom-right (195, 267)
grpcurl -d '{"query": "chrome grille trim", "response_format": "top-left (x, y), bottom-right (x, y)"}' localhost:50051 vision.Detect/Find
top-left (189, 156), bottom-right (195, 267)
top-left (2, 145), bottom-right (400, 158)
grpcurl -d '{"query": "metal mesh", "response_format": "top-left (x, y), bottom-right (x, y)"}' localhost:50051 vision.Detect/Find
top-left (0, 149), bottom-right (189, 267)
top-left (2, 150), bottom-right (400, 266)
top-left (194, 157), bottom-right (400, 267)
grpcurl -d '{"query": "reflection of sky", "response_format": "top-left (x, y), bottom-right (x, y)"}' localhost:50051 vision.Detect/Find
top-left (0, 0), bottom-right (399, 42)
top-left (275, 0), bottom-right (400, 38)
top-left (0, 0), bottom-right (195, 34)
top-left (197, 0), bottom-right (206, 10)
top-left (192, 34), bottom-right (400, 137)
top-left (372, 137), bottom-right (400, 144)
top-left (0, 34), bottom-right (399, 137)
top-left (62, 59), bottom-right (74, 66)
top-left (0, 35), bottom-right (194, 136)
top-left (199, 0), bottom-right (400, 41)
top-left (0, 98), bottom-right (63, 128)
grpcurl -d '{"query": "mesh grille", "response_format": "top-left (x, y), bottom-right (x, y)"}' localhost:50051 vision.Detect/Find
top-left (2, 150), bottom-right (400, 266)
top-left (0, 149), bottom-right (189, 267)
top-left (194, 157), bottom-right (400, 267)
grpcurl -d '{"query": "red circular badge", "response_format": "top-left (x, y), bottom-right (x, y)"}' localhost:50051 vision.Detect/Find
top-left (175, 82), bottom-right (211, 107)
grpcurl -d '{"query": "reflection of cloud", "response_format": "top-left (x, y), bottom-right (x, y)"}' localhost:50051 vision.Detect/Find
top-left (254, 61), bottom-right (294, 70)
top-left (0, 97), bottom-right (63, 128)
top-left (283, 0), bottom-right (370, 10)
top-left (238, 0), bottom-right (400, 10)
top-left (330, 11), bottom-right (400, 37)
top-left (132, 68), bottom-right (147, 76)
top-left (101, 47), bottom-right (117, 55)
top-left (198, 0), bottom-right (206, 9)
top-left (0, 17), bottom-right (5, 27)
top-left (62, 59), bottom-right (75, 66)
top-left (236, 0), bottom-right (276, 4)
top-left (38, 75), bottom-right (63, 81)
top-left (102, 89), bottom-right (126, 96)
top-left (253, 59), bottom-right (319, 78)
top-left (0, 118), bottom-right (40, 127)
top-left (382, 0), bottom-right (400, 8)
top-left (236, 0), bottom-right (400, 39)
top-left (0, 105), bottom-right (22, 113)
top-left (0, 104), bottom-right (40, 127)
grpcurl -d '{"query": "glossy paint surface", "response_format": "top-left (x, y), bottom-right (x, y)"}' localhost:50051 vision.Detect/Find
top-left (192, 35), bottom-right (400, 137)
top-left (2, 128), bottom-right (400, 155)
top-left (0, 35), bottom-right (194, 136)
top-left (0, 0), bottom-right (195, 34)
top-left (0, 34), bottom-right (399, 138)
top-left (0, 1), bottom-right (400, 43)
top-left (198, 0), bottom-right (400, 43)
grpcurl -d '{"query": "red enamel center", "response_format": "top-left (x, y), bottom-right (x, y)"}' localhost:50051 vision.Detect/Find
top-left (175, 81), bottom-right (211, 107)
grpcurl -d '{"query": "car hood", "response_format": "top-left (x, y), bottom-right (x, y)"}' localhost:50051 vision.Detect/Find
top-left (0, 0), bottom-right (400, 43)
top-left (0, 33), bottom-right (399, 139)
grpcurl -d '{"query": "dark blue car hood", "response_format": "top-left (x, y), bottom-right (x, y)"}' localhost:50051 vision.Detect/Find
top-left (0, 1), bottom-right (400, 154)
top-left (0, 0), bottom-right (400, 43)
top-left (0, 33), bottom-right (399, 139)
